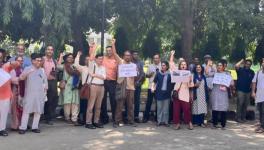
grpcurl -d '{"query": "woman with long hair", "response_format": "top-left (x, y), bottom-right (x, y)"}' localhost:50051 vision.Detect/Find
top-left (192, 64), bottom-right (209, 127)
top-left (170, 51), bottom-right (194, 130)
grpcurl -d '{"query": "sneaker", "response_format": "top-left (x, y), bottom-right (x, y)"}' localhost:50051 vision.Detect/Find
top-left (32, 129), bottom-right (41, 133)
top-left (85, 124), bottom-right (96, 129)
top-left (94, 123), bottom-right (104, 128)
top-left (0, 130), bottom-right (8, 136)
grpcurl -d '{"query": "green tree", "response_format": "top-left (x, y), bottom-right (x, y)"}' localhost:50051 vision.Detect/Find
top-left (114, 27), bottom-right (129, 55)
top-left (230, 37), bottom-right (246, 62)
top-left (142, 30), bottom-right (161, 58)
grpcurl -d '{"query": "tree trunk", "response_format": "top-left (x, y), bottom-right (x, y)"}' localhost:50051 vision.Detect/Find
top-left (181, 0), bottom-right (193, 62)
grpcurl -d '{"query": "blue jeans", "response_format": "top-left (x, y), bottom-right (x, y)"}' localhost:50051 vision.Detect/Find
top-left (157, 99), bottom-right (170, 124)
top-left (134, 86), bottom-right (142, 119)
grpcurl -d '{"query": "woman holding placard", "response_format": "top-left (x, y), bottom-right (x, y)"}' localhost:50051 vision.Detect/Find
top-left (211, 60), bottom-right (233, 130)
top-left (170, 51), bottom-right (194, 130)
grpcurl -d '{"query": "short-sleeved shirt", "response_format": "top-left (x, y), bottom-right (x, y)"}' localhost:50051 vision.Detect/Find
top-left (236, 67), bottom-right (255, 93)
top-left (252, 71), bottom-right (264, 103)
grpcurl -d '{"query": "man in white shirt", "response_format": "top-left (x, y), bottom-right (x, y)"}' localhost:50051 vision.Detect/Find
top-left (85, 54), bottom-right (106, 129)
top-left (143, 54), bottom-right (161, 123)
top-left (252, 58), bottom-right (264, 133)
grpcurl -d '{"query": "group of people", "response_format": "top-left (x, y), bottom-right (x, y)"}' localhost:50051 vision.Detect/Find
top-left (0, 39), bottom-right (264, 137)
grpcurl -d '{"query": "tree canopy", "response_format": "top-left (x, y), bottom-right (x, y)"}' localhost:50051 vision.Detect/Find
top-left (0, 0), bottom-right (263, 62)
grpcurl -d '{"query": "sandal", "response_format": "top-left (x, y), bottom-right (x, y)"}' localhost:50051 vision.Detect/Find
top-left (188, 123), bottom-right (194, 130)
top-left (174, 124), bottom-right (181, 130)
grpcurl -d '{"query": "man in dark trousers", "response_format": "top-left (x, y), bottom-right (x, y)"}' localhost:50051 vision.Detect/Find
top-left (43, 46), bottom-right (58, 125)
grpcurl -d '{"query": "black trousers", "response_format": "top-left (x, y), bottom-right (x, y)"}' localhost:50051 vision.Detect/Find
top-left (143, 89), bottom-right (156, 121)
top-left (44, 80), bottom-right (58, 121)
top-left (212, 110), bottom-right (227, 127)
top-left (78, 98), bottom-right (88, 123)
top-left (100, 80), bottom-right (117, 122)
top-left (258, 101), bottom-right (264, 128)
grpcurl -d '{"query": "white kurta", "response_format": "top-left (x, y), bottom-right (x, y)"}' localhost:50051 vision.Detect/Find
top-left (22, 66), bottom-right (48, 114)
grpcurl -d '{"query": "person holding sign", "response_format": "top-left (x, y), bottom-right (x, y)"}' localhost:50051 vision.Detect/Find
top-left (170, 51), bottom-right (194, 130)
top-left (0, 50), bottom-right (20, 136)
top-left (113, 44), bottom-right (137, 127)
top-left (211, 60), bottom-right (234, 130)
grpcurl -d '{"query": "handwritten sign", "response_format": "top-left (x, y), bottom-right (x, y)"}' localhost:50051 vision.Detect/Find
top-left (0, 69), bottom-right (11, 87)
top-left (171, 70), bottom-right (191, 83)
top-left (118, 64), bottom-right (137, 78)
top-left (212, 72), bottom-right (232, 87)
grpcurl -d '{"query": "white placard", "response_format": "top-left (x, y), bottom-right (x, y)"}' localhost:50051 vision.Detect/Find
top-left (212, 72), bottom-right (232, 87)
top-left (118, 64), bottom-right (137, 78)
top-left (171, 70), bottom-right (191, 83)
top-left (0, 68), bottom-right (11, 87)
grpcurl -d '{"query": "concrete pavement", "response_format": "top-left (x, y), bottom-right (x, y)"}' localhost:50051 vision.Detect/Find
top-left (0, 121), bottom-right (264, 150)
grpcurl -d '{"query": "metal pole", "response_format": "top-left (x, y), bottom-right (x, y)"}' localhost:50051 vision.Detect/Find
top-left (101, 0), bottom-right (106, 55)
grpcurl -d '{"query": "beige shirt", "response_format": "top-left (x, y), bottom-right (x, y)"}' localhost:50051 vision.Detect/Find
top-left (88, 61), bottom-right (106, 85)
top-left (116, 57), bottom-right (135, 90)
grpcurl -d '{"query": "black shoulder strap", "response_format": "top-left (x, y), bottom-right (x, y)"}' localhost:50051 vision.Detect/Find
top-left (84, 73), bottom-right (89, 83)
top-left (90, 64), bottom-right (96, 84)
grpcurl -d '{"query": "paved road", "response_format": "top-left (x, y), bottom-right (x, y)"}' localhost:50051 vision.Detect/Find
top-left (0, 121), bottom-right (264, 150)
